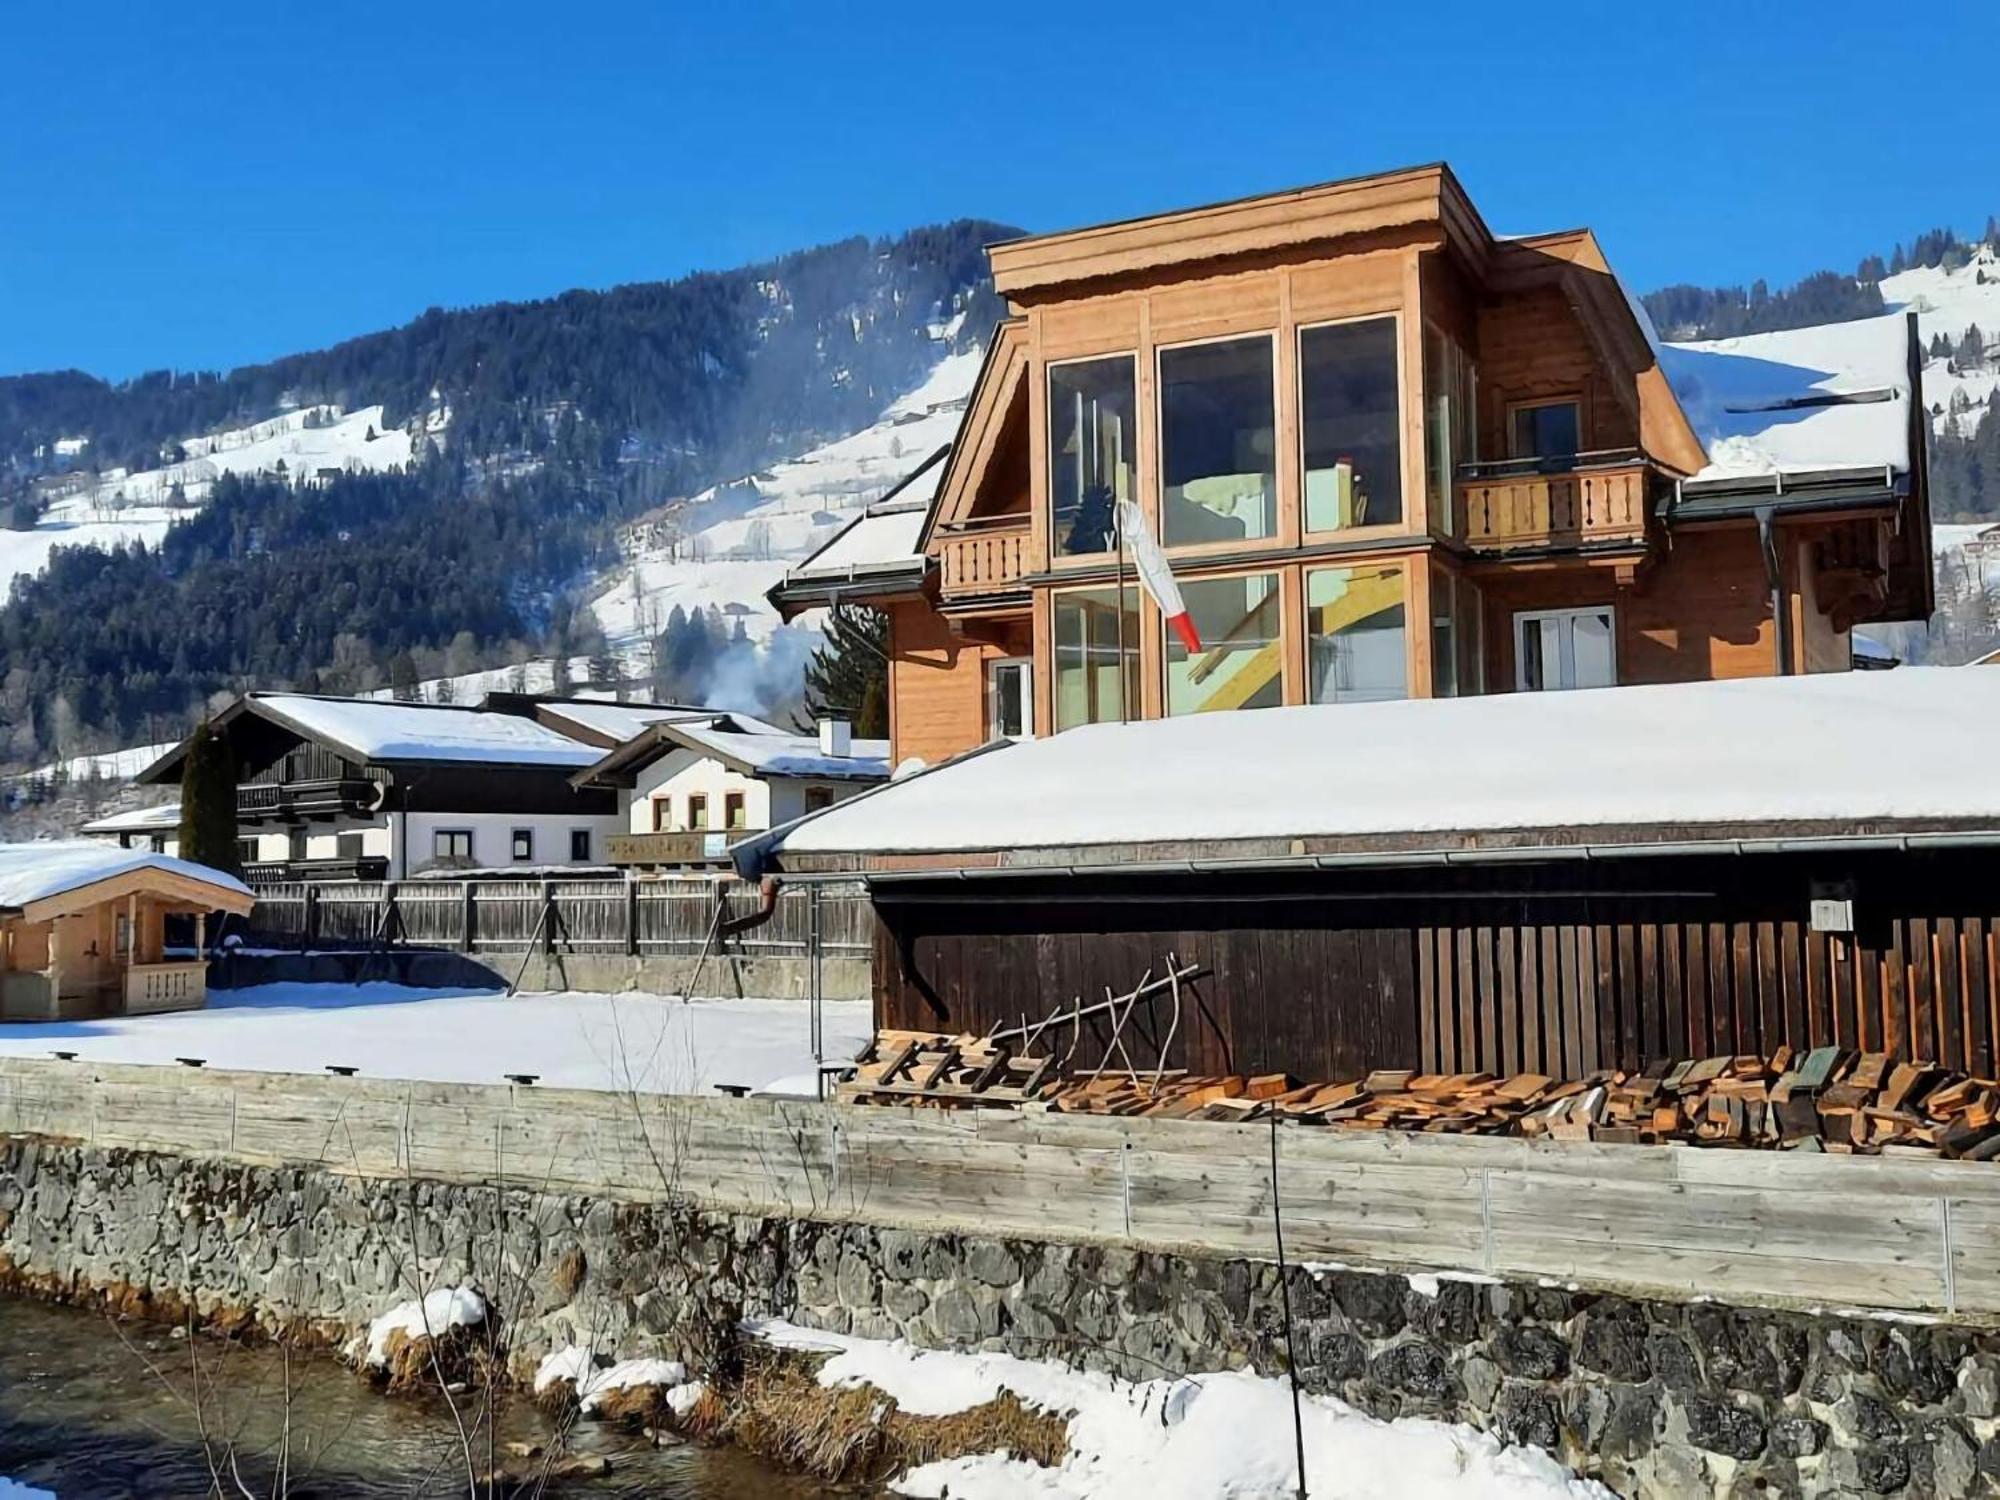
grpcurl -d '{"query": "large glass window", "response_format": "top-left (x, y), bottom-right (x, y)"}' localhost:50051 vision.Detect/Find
top-left (1164, 572), bottom-right (1282, 715)
top-left (1305, 564), bottom-right (1408, 703)
top-left (1048, 356), bottom-right (1136, 558)
top-left (1301, 318), bottom-right (1403, 532)
top-left (1424, 326), bottom-right (1477, 535)
top-left (1432, 571), bottom-right (1458, 699)
top-left (1053, 586), bottom-right (1140, 730)
top-left (1159, 336), bottom-right (1276, 548)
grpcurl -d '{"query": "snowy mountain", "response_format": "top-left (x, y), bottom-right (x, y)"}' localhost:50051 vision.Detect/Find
top-left (1884, 247), bottom-right (2000, 442)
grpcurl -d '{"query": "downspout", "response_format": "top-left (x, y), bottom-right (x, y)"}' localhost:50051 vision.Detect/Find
top-left (719, 874), bottom-right (782, 937)
top-left (1756, 506), bottom-right (1794, 676)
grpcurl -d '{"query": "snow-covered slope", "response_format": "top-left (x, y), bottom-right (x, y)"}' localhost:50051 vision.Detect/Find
top-left (1881, 247), bottom-right (2000, 438)
top-left (587, 346), bottom-right (979, 648)
top-left (0, 402), bottom-right (436, 599)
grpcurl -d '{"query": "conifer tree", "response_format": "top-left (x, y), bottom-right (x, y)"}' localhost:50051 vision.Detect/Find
top-left (800, 603), bottom-right (887, 734)
top-left (177, 720), bottom-right (241, 877)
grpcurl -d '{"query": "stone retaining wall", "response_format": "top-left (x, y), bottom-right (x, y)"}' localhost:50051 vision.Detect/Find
top-left (3, 1134), bottom-right (1998, 1496)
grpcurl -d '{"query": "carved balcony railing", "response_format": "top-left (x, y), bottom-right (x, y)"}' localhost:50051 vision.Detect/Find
top-left (1457, 452), bottom-right (1657, 553)
top-left (237, 778), bottom-right (379, 820)
top-left (937, 517), bottom-right (1031, 599)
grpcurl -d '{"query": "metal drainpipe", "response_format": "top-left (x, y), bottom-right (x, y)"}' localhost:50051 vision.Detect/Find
top-left (1756, 506), bottom-right (1794, 676)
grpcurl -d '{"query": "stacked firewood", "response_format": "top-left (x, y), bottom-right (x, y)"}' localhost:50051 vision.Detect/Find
top-left (839, 1028), bottom-right (2000, 1160)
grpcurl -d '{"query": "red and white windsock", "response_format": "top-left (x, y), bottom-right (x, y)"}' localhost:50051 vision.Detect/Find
top-left (1117, 500), bottom-right (1202, 654)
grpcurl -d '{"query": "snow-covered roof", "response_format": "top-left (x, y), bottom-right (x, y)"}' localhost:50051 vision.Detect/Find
top-left (529, 700), bottom-right (726, 744)
top-left (1662, 313), bottom-right (1914, 482)
top-left (661, 721), bottom-right (891, 781)
top-left (0, 841), bottom-right (251, 912)
top-left (789, 499), bottom-right (930, 579)
top-left (768, 669), bottom-right (2000, 861)
top-left (251, 694), bottom-right (603, 768)
top-left (80, 802), bottom-right (181, 835)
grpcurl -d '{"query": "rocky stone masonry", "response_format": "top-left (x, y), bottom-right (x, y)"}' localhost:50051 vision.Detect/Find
top-left (4, 1134), bottom-right (2000, 1497)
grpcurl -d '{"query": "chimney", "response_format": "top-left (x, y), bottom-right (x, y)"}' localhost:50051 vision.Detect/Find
top-left (817, 718), bottom-right (852, 758)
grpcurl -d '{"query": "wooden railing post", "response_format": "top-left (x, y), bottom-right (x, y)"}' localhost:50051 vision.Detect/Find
top-left (303, 885), bottom-right (319, 951)
top-left (542, 881), bottom-right (557, 955)
top-left (625, 880), bottom-right (640, 957)
top-left (461, 881), bottom-right (476, 954)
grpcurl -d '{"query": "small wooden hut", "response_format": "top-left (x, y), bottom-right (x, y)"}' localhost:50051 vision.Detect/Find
top-left (0, 843), bottom-right (254, 1022)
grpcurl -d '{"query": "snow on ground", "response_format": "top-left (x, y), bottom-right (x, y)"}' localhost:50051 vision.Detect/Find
top-left (0, 403), bottom-right (433, 600)
top-left (1881, 246), bottom-right (2000, 435)
top-left (15, 741), bottom-right (179, 786)
top-left (754, 1321), bottom-right (1609, 1500)
top-left (0, 984), bottom-right (870, 1096)
top-left (357, 1287), bottom-right (486, 1367)
top-left (0, 514), bottom-right (186, 602)
top-left (587, 343), bottom-right (978, 650)
top-left (534, 1347), bottom-right (694, 1413)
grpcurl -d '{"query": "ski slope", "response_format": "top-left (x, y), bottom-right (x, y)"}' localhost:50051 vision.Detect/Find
top-left (1881, 246), bottom-right (2000, 437)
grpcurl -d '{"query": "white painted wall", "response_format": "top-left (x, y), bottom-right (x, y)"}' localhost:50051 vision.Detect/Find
top-left (399, 810), bottom-right (624, 876)
top-left (625, 750), bottom-right (872, 833)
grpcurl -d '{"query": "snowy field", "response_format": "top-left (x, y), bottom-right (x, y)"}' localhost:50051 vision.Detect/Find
top-left (0, 983), bottom-right (871, 1096)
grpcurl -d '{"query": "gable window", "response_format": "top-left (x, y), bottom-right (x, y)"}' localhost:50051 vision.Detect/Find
top-left (1048, 355), bottom-right (1136, 558)
top-left (1165, 572), bottom-right (1282, 715)
top-left (687, 794), bottom-right (708, 830)
top-left (510, 828), bottom-right (534, 863)
top-left (1159, 335), bottom-right (1277, 548)
top-left (1052, 585), bottom-right (1140, 731)
top-left (1516, 606), bottom-right (1615, 691)
top-left (1300, 317), bottom-right (1403, 531)
top-left (1509, 398), bottom-right (1581, 462)
top-left (570, 828), bottom-right (592, 862)
top-left (651, 798), bottom-right (671, 833)
top-left (723, 791), bottom-right (747, 830)
top-left (433, 829), bottom-right (473, 861)
top-left (804, 787), bottom-right (835, 814)
top-left (1305, 564), bottom-right (1408, 703)
top-left (988, 657), bottom-right (1034, 741)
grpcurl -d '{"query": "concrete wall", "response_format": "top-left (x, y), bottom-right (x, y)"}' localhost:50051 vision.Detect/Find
top-left (207, 949), bottom-right (868, 1001)
top-left (4, 1134), bottom-right (1997, 1499)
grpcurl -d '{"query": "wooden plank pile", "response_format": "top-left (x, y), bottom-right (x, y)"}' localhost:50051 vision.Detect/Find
top-left (838, 1029), bottom-right (1053, 1108)
top-left (836, 1028), bottom-right (2000, 1160)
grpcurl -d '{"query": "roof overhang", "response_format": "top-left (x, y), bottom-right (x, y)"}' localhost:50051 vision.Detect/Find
top-left (6, 866), bottom-right (257, 923)
top-left (766, 559), bottom-right (930, 620)
top-left (987, 162), bottom-right (1492, 301)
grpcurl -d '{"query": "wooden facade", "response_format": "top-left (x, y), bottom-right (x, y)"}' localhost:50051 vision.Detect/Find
top-left (871, 849), bottom-right (2000, 1081)
top-left (777, 163), bottom-right (1930, 765)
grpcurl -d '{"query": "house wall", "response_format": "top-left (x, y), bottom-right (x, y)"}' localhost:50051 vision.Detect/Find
top-left (873, 848), bottom-right (2000, 1080)
top-left (399, 810), bottom-right (623, 875)
top-left (630, 751), bottom-right (769, 832)
top-left (888, 603), bottom-right (1024, 766)
top-left (1474, 284), bottom-right (1639, 455)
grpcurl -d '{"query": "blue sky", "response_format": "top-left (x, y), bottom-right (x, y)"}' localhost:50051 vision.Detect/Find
top-left (4, 0), bottom-right (1994, 380)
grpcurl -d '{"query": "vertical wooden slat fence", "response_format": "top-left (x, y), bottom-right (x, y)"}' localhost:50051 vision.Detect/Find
top-left (241, 878), bottom-right (871, 961)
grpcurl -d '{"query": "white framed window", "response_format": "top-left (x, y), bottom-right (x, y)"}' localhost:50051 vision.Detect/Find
top-left (510, 828), bottom-right (535, 863)
top-left (1515, 606), bottom-right (1616, 692)
top-left (433, 828), bottom-right (473, 861)
top-left (988, 657), bottom-right (1034, 740)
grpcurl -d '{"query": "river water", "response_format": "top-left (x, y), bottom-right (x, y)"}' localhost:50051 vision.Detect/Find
top-left (0, 1297), bottom-right (846, 1499)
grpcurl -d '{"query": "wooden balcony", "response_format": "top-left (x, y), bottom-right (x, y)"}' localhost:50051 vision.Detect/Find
top-left (938, 518), bottom-right (1030, 600)
top-left (1457, 454), bottom-right (1655, 553)
top-left (123, 960), bottom-right (208, 1016)
top-left (244, 856), bottom-right (389, 885)
top-left (607, 829), bottom-right (759, 867)
top-left (237, 778), bottom-right (379, 821)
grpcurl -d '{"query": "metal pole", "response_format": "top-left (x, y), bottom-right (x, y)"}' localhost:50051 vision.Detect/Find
top-left (809, 884), bottom-right (825, 1101)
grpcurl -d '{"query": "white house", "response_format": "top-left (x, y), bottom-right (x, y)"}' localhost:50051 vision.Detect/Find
top-left (571, 714), bottom-right (889, 869)
top-left (80, 801), bottom-right (183, 853)
top-left (132, 692), bottom-right (734, 881)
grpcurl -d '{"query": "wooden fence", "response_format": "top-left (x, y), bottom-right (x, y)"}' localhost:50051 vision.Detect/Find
top-left (4, 1055), bottom-right (1999, 1319)
top-left (246, 878), bottom-right (873, 959)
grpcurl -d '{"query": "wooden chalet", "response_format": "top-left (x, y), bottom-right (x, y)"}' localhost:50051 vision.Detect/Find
top-left (0, 843), bottom-right (254, 1021)
top-left (135, 693), bottom-right (632, 881)
top-left (770, 162), bottom-right (1931, 765)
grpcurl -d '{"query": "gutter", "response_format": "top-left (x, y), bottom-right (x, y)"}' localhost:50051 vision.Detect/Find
top-left (769, 826), bottom-right (2000, 890)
